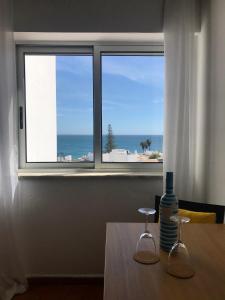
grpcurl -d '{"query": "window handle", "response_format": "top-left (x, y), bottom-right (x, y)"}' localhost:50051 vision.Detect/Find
top-left (19, 106), bottom-right (23, 129)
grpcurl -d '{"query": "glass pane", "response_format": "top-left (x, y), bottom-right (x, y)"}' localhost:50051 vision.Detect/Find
top-left (25, 54), bottom-right (93, 163)
top-left (102, 55), bottom-right (164, 163)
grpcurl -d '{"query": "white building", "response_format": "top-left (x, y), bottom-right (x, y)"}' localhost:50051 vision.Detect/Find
top-left (103, 149), bottom-right (139, 162)
top-left (25, 55), bottom-right (57, 162)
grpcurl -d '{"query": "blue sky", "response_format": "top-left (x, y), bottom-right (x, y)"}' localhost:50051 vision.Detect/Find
top-left (56, 55), bottom-right (164, 135)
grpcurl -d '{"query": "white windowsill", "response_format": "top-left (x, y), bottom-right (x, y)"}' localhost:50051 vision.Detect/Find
top-left (18, 169), bottom-right (163, 178)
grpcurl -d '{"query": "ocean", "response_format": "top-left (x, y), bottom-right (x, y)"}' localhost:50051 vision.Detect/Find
top-left (57, 135), bottom-right (163, 159)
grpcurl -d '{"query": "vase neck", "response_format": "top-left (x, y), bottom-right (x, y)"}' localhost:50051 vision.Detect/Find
top-left (166, 172), bottom-right (174, 194)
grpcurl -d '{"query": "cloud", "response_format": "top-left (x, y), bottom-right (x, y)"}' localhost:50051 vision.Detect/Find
top-left (56, 56), bottom-right (92, 75)
top-left (151, 97), bottom-right (164, 104)
top-left (57, 107), bottom-right (93, 117)
top-left (102, 56), bottom-right (164, 87)
top-left (56, 55), bottom-right (164, 88)
top-left (103, 95), bottom-right (163, 112)
top-left (103, 99), bottom-right (142, 111)
top-left (57, 90), bottom-right (92, 102)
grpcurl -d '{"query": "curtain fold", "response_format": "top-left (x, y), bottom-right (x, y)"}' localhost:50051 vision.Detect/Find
top-left (163, 0), bottom-right (225, 205)
top-left (163, 0), bottom-right (199, 200)
top-left (0, 0), bottom-right (27, 298)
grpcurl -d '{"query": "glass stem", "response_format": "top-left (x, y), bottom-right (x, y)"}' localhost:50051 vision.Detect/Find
top-left (178, 220), bottom-right (182, 242)
top-left (145, 215), bottom-right (149, 232)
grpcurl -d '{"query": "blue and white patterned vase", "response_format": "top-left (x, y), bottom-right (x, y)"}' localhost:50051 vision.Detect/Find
top-left (160, 172), bottom-right (178, 252)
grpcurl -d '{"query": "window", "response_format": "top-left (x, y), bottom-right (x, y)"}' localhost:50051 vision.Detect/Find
top-left (17, 45), bottom-right (164, 170)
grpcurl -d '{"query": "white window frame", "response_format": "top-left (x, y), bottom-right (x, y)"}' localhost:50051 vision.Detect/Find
top-left (17, 44), bottom-right (164, 171)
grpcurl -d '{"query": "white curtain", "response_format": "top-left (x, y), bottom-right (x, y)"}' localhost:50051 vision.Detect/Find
top-left (163, 0), bottom-right (225, 205)
top-left (0, 0), bottom-right (27, 299)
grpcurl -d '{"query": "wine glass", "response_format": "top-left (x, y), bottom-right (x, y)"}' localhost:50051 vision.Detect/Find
top-left (133, 208), bottom-right (160, 264)
top-left (167, 215), bottom-right (195, 278)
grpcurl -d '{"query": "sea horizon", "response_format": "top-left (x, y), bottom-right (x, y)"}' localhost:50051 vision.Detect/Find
top-left (57, 134), bottom-right (163, 136)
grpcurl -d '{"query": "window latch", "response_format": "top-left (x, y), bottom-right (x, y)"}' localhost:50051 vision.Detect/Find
top-left (19, 106), bottom-right (23, 129)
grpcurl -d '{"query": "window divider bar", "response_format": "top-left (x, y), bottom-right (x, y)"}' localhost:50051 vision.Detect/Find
top-left (93, 46), bottom-right (102, 168)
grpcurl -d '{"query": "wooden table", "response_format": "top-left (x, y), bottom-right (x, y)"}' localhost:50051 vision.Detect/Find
top-left (104, 223), bottom-right (225, 300)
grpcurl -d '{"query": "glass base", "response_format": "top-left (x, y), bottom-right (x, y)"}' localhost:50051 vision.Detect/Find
top-left (167, 263), bottom-right (195, 279)
top-left (133, 251), bottom-right (160, 264)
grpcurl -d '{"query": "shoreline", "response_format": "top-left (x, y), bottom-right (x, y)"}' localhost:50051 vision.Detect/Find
top-left (57, 149), bottom-right (163, 163)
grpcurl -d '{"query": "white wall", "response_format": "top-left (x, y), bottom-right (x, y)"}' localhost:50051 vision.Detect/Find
top-left (198, 0), bottom-right (225, 205)
top-left (25, 56), bottom-right (57, 162)
top-left (16, 177), bottom-right (162, 275)
top-left (206, 0), bottom-right (225, 204)
top-left (13, 0), bottom-right (164, 33)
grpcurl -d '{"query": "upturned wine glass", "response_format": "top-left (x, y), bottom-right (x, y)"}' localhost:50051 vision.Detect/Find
top-left (167, 215), bottom-right (195, 278)
top-left (133, 208), bottom-right (160, 264)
